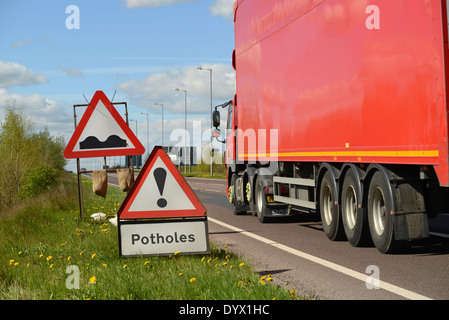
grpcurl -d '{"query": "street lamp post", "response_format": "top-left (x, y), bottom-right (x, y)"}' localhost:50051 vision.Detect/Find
top-left (130, 119), bottom-right (138, 169)
top-left (154, 102), bottom-right (164, 148)
top-left (140, 112), bottom-right (149, 160)
top-left (130, 119), bottom-right (138, 137)
top-left (175, 88), bottom-right (188, 175)
top-left (197, 66), bottom-right (213, 176)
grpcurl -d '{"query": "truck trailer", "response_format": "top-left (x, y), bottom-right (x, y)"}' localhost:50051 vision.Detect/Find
top-left (213, 0), bottom-right (449, 253)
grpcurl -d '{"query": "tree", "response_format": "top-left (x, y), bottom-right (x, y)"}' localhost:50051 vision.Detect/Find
top-left (0, 106), bottom-right (67, 207)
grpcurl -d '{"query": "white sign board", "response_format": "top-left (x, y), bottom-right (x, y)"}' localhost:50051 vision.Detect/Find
top-left (119, 218), bottom-right (209, 257)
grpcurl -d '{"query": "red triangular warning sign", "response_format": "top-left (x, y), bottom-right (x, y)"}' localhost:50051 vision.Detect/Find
top-left (118, 146), bottom-right (206, 219)
top-left (63, 90), bottom-right (145, 159)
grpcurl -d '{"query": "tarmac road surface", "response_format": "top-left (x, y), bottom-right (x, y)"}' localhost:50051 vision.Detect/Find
top-left (186, 177), bottom-right (449, 300)
top-left (88, 173), bottom-right (449, 300)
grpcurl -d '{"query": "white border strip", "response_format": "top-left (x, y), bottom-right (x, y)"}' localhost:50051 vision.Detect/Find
top-left (208, 217), bottom-right (433, 300)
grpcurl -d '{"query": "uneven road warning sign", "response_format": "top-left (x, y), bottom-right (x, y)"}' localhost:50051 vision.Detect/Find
top-left (118, 146), bottom-right (209, 257)
top-left (118, 146), bottom-right (206, 219)
top-left (63, 90), bottom-right (145, 158)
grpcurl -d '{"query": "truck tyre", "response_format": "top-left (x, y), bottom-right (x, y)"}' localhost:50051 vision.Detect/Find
top-left (367, 171), bottom-right (397, 253)
top-left (255, 177), bottom-right (270, 223)
top-left (341, 168), bottom-right (371, 247)
top-left (319, 171), bottom-right (345, 241)
top-left (231, 173), bottom-right (247, 215)
top-left (247, 181), bottom-right (257, 216)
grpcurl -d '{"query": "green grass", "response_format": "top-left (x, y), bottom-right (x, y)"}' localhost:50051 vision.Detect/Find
top-left (0, 173), bottom-right (299, 300)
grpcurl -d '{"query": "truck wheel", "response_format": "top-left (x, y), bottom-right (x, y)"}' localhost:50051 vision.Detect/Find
top-left (341, 168), bottom-right (371, 247)
top-left (367, 171), bottom-right (397, 253)
top-left (319, 171), bottom-right (345, 241)
top-left (247, 181), bottom-right (257, 216)
top-left (255, 177), bottom-right (269, 223)
top-left (231, 174), bottom-right (247, 215)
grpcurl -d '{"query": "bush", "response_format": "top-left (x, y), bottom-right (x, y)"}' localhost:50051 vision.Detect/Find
top-left (0, 107), bottom-right (66, 206)
top-left (20, 166), bottom-right (58, 199)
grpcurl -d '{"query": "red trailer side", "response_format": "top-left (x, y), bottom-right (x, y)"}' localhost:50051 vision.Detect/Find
top-left (234, 0), bottom-right (449, 186)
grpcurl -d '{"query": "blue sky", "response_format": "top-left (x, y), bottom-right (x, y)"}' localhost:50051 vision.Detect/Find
top-left (0, 0), bottom-right (236, 171)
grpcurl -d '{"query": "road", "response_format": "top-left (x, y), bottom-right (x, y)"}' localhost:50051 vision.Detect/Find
top-left (94, 173), bottom-right (449, 300)
top-left (185, 177), bottom-right (449, 300)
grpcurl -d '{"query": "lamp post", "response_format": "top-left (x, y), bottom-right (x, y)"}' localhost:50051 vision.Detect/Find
top-left (140, 112), bottom-right (149, 160)
top-left (175, 88), bottom-right (188, 174)
top-left (154, 102), bottom-right (164, 148)
top-left (130, 119), bottom-right (138, 137)
top-left (197, 66), bottom-right (213, 176)
top-left (130, 119), bottom-right (138, 169)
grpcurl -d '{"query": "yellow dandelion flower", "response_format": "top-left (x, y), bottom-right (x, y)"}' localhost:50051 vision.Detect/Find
top-left (144, 261), bottom-right (150, 266)
top-left (49, 264), bottom-right (54, 269)
top-left (14, 262), bottom-right (19, 266)
top-left (91, 253), bottom-right (96, 259)
top-left (80, 251), bottom-right (84, 256)
top-left (289, 289), bottom-right (296, 296)
top-left (207, 258), bottom-right (212, 263)
top-left (61, 243), bottom-right (65, 247)
top-left (9, 259), bottom-right (14, 265)
top-left (174, 251), bottom-right (180, 256)
top-left (39, 254), bottom-right (43, 258)
top-left (224, 244), bottom-right (228, 248)
top-left (89, 276), bottom-right (96, 284)
top-left (123, 264), bottom-right (127, 269)
top-left (267, 276), bottom-right (273, 281)
top-left (102, 264), bottom-right (108, 268)
top-left (18, 251), bottom-right (22, 255)
top-left (239, 263), bottom-right (245, 267)
top-left (223, 262), bottom-right (228, 266)
top-left (260, 276), bottom-right (266, 280)
top-left (178, 273), bottom-right (183, 276)
top-left (259, 280), bottom-right (266, 286)
top-left (68, 256), bottom-right (71, 261)
top-left (201, 257), bottom-right (205, 262)
top-left (189, 278), bottom-right (196, 283)
top-left (237, 281), bottom-right (244, 287)
top-left (225, 255), bottom-right (230, 259)
top-left (46, 256), bottom-right (52, 261)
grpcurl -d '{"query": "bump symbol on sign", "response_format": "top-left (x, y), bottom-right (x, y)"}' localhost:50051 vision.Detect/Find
top-left (154, 167), bottom-right (167, 208)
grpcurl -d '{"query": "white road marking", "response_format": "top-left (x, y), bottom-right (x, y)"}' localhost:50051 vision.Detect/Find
top-left (429, 231), bottom-right (449, 239)
top-left (204, 189), bottom-right (223, 193)
top-left (208, 217), bottom-right (433, 300)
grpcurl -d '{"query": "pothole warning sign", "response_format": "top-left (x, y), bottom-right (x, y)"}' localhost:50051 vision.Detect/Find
top-left (118, 146), bottom-right (206, 219)
top-left (119, 219), bottom-right (209, 257)
top-left (118, 146), bottom-right (209, 257)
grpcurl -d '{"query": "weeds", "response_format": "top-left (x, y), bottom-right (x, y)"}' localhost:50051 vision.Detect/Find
top-left (0, 175), bottom-right (299, 300)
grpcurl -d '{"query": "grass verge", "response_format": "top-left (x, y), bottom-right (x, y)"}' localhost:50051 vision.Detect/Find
top-left (0, 173), bottom-right (299, 300)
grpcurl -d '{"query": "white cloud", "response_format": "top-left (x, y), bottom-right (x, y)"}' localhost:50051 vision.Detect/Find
top-left (0, 88), bottom-right (72, 138)
top-left (209, 0), bottom-right (234, 21)
top-left (10, 36), bottom-right (51, 49)
top-left (0, 61), bottom-right (49, 88)
top-left (123, 0), bottom-right (197, 8)
top-left (59, 66), bottom-right (84, 78)
top-left (115, 64), bottom-right (235, 115)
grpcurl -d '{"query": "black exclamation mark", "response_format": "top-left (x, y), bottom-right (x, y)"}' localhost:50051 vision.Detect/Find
top-left (154, 167), bottom-right (167, 208)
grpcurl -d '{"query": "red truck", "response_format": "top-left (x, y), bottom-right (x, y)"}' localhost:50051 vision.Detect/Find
top-left (213, 0), bottom-right (449, 253)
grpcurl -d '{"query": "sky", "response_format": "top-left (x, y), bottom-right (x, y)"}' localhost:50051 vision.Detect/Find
top-left (0, 0), bottom-right (236, 171)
